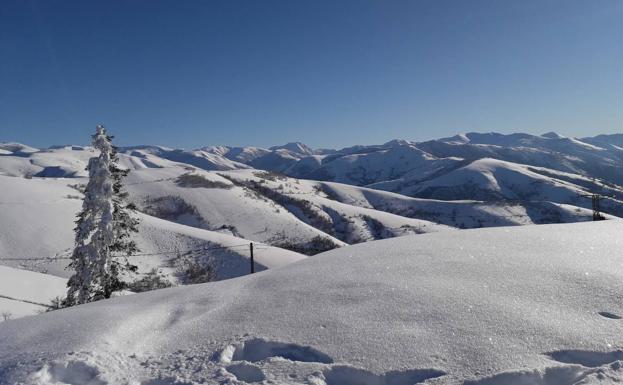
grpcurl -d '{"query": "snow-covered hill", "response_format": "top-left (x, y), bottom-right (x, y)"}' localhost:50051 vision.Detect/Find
top-left (371, 158), bottom-right (623, 214)
top-left (2, 133), bottom-right (622, 319)
top-left (195, 133), bottom-right (623, 193)
top-left (2, 220), bottom-right (623, 384)
top-left (0, 174), bottom-right (305, 279)
top-left (0, 172), bottom-right (308, 318)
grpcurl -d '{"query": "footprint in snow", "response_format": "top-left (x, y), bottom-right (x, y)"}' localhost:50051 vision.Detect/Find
top-left (219, 338), bottom-right (333, 364)
top-left (546, 349), bottom-right (623, 368)
top-left (217, 337), bottom-right (447, 385)
top-left (27, 360), bottom-right (106, 385)
top-left (225, 362), bottom-right (266, 383)
top-left (322, 365), bottom-right (447, 385)
top-left (462, 349), bottom-right (623, 385)
top-left (141, 378), bottom-right (195, 385)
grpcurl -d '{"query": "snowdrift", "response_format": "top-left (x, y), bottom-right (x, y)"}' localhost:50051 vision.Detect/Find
top-left (1, 220), bottom-right (623, 384)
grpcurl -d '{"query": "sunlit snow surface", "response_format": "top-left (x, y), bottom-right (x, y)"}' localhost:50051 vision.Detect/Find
top-left (2, 220), bottom-right (623, 384)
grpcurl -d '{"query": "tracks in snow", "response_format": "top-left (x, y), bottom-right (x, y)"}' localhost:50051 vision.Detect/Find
top-left (7, 339), bottom-right (623, 385)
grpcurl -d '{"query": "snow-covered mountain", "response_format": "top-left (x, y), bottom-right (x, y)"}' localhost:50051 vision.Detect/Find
top-left (2, 132), bottom-right (623, 318)
top-left (269, 141), bottom-right (314, 155)
top-left (192, 133), bottom-right (623, 199)
top-left (2, 220), bottom-right (623, 384)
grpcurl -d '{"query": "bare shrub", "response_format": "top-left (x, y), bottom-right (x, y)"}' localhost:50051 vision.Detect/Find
top-left (46, 296), bottom-right (66, 312)
top-left (128, 268), bottom-right (173, 292)
top-left (176, 173), bottom-right (232, 189)
top-left (253, 170), bottom-right (287, 181)
top-left (176, 257), bottom-right (215, 284)
top-left (275, 236), bottom-right (340, 256)
top-left (140, 195), bottom-right (204, 225)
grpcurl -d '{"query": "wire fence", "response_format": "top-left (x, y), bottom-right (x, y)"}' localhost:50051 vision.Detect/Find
top-left (0, 242), bottom-right (271, 312)
top-left (0, 243), bottom-right (255, 262)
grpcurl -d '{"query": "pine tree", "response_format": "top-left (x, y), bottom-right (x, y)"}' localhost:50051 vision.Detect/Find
top-left (65, 125), bottom-right (138, 305)
top-left (106, 132), bottom-right (140, 297)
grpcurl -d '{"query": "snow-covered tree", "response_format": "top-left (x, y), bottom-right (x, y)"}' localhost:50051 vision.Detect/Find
top-left (107, 132), bottom-right (140, 296)
top-left (65, 125), bottom-right (138, 305)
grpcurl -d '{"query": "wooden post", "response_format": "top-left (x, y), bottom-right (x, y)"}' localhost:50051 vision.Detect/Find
top-left (250, 242), bottom-right (254, 274)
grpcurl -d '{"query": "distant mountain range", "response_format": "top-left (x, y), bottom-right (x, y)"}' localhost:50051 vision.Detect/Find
top-left (200, 132), bottom-right (623, 187)
top-left (3, 132), bottom-right (623, 213)
top-left (2, 131), bottom-right (623, 316)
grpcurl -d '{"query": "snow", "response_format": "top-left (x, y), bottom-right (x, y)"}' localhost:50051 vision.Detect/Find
top-left (269, 142), bottom-right (314, 156)
top-left (324, 176), bottom-right (602, 228)
top-left (541, 131), bottom-right (566, 139)
top-left (2, 220), bottom-right (623, 384)
top-left (305, 145), bottom-right (459, 186)
top-left (0, 161), bottom-right (603, 285)
top-left (219, 169), bottom-right (451, 243)
top-left (0, 173), bottom-right (306, 284)
top-left (3, 134), bottom-right (623, 383)
top-left (134, 213), bottom-right (306, 279)
top-left (0, 265), bottom-right (66, 318)
top-left (383, 157), bottom-right (619, 208)
top-left (0, 175), bottom-right (83, 273)
top-left (223, 147), bottom-right (271, 163)
top-left (0, 142), bottom-right (39, 154)
top-left (125, 167), bottom-right (345, 249)
top-left (0, 145), bottom-right (250, 179)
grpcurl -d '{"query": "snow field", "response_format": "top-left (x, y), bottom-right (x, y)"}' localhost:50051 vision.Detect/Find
top-left (1, 220), bottom-right (623, 384)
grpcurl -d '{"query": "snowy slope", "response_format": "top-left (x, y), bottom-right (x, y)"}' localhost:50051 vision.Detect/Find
top-left (321, 180), bottom-right (602, 228)
top-left (124, 167), bottom-right (346, 251)
top-left (0, 142), bottom-right (38, 154)
top-left (2, 220), bottom-right (623, 384)
top-left (0, 163), bottom-right (457, 286)
top-left (201, 144), bottom-right (308, 173)
top-left (270, 142), bottom-right (314, 155)
top-left (0, 163), bottom-right (601, 281)
top-left (305, 145), bottom-right (460, 186)
top-left (4, 133), bottom-right (623, 220)
top-left (120, 145), bottom-right (250, 171)
top-left (193, 133), bottom-right (623, 207)
top-left (133, 213), bottom-right (306, 281)
top-left (389, 157), bottom-right (587, 200)
top-left (0, 146), bottom-right (96, 177)
top-left (0, 266), bottom-right (66, 319)
top-left (371, 158), bottom-right (623, 216)
top-left (219, 170), bottom-right (451, 244)
top-left (417, 132), bottom-right (623, 184)
top-left (0, 174), bottom-right (305, 281)
top-left (124, 167), bottom-right (456, 250)
top-left (0, 175), bottom-right (83, 273)
top-left (0, 145), bottom-right (249, 178)
top-left (2, 134), bottom-right (622, 282)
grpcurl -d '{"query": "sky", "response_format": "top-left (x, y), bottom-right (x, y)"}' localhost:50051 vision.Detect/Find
top-left (1, 0), bottom-right (622, 149)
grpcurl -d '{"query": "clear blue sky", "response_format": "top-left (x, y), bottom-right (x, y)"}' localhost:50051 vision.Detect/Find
top-left (1, 0), bottom-right (622, 149)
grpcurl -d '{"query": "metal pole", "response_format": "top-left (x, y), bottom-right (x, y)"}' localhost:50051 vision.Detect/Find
top-left (250, 242), bottom-right (254, 274)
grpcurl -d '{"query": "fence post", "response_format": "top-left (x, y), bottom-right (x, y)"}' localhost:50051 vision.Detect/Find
top-left (250, 242), bottom-right (254, 274)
